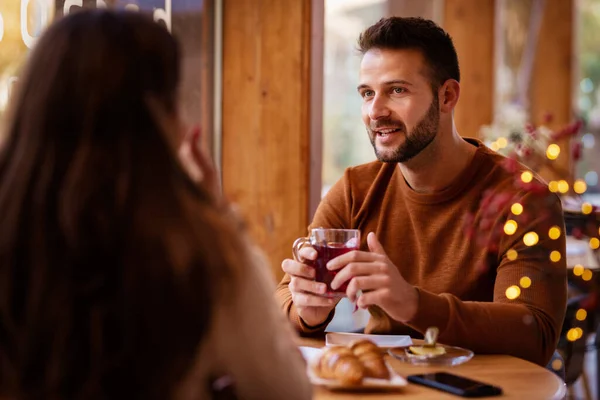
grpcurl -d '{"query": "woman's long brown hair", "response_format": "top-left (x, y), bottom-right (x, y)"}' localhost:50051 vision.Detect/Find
top-left (0, 10), bottom-right (238, 399)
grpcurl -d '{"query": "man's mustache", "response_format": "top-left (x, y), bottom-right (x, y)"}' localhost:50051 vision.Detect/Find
top-left (370, 118), bottom-right (406, 132)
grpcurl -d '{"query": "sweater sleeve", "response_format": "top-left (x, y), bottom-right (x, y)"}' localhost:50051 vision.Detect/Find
top-left (406, 191), bottom-right (567, 366)
top-left (275, 170), bottom-right (353, 333)
top-left (209, 243), bottom-right (313, 399)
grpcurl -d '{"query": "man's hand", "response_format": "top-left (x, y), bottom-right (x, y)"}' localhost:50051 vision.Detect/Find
top-left (281, 246), bottom-right (338, 327)
top-left (328, 232), bottom-right (419, 323)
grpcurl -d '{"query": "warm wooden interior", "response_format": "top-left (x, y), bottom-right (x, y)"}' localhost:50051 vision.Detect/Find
top-left (221, 0), bottom-right (313, 281)
top-left (443, 0), bottom-right (495, 138)
top-left (531, 0), bottom-right (574, 179)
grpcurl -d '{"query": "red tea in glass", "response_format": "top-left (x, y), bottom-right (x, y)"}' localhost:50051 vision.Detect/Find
top-left (293, 229), bottom-right (360, 298)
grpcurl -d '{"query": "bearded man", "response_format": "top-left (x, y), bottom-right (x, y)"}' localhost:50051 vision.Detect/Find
top-left (276, 17), bottom-right (566, 367)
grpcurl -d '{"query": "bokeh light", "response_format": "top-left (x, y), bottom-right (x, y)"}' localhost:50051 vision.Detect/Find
top-left (490, 142), bottom-right (499, 152)
top-left (573, 179), bottom-right (587, 194)
top-left (506, 249), bottom-right (518, 261)
top-left (551, 358), bottom-right (563, 371)
top-left (523, 232), bottom-right (539, 246)
top-left (497, 137), bottom-right (508, 149)
top-left (567, 328), bottom-right (581, 341)
top-left (549, 226), bottom-right (561, 240)
top-left (557, 180), bottom-right (569, 194)
top-left (521, 171), bottom-right (533, 183)
top-left (548, 181), bottom-right (559, 192)
top-left (590, 237), bottom-right (600, 249)
top-left (511, 203), bottom-right (523, 215)
top-left (582, 202), bottom-right (593, 215)
top-left (505, 285), bottom-right (521, 300)
top-left (582, 269), bottom-right (593, 281)
top-left (550, 251), bottom-right (562, 262)
top-left (519, 276), bottom-right (531, 288)
top-left (504, 220), bottom-right (518, 235)
top-left (546, 144), bottom-right (560, 160)
top-left (576, 309), bottom-right (587, 321)
top-left (573, 265), bottom-right (584, 276)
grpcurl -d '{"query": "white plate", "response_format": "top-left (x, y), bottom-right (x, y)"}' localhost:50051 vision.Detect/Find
top-left (299, 346), bottom-right (408, 391)
top-left (325, 332), bottom-right (413, 348)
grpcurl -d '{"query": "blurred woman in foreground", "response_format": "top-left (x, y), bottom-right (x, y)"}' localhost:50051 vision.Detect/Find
top-left (0, 9), bottom-right (310, 399)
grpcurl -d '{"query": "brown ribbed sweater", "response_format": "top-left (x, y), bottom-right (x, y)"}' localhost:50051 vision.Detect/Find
top-left (276, 139), bottom-right (567, 366)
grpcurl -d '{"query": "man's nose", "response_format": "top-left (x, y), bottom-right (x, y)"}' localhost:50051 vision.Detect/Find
top-left (368, 95), bottom-right (391, 120)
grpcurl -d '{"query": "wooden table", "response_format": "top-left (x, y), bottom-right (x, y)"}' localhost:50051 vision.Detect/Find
top-left (299, 338), bottom-right (567, 399)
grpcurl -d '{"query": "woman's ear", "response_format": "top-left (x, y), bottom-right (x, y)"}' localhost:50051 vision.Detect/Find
top-left (439, 79), bottom-right (460, 114)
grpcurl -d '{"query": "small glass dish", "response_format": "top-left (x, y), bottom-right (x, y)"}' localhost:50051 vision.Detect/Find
top-left (388, 344), bottom-right (474, 366)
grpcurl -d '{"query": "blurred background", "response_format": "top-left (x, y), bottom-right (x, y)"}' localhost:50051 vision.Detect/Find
top-left (1, 1), bottom-right (600, 398)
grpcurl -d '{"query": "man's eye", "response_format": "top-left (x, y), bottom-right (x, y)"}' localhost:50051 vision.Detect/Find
top-left (362, 90), bottom-right (375, 98)
top-left (393, 87), bottom-right (406, 94)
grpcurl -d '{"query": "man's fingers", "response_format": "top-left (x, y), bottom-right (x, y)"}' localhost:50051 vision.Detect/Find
top-left (367, 232), bottom-right (388, 256)
top-left (326, 250), bottom-right (384, 271)
top-left (293, 292), bottom-right (337, 308)
top-left (330, 261), bottom-right (387, 290)
top-left (281, 259), bottom-right (315, 279)
top-left (289, 276), bottom-right (326, 295)
top-left (297, 246), bottom-right (318, 262)
top-left (356, 288), bottom-right (388, 309)
top-left (346, 275), bottom-right (389, 302)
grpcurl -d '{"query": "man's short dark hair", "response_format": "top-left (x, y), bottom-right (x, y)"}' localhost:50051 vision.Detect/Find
top-left (358, 17), bottom-right (460, 90)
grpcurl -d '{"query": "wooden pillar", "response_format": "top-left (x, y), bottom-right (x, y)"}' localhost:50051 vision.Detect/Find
top-left (530, 0), bottom-right (574, 178)
top-left (443, 0), bottom-right (495, 138)
top-left (222, 0), bottom-right (314, 280)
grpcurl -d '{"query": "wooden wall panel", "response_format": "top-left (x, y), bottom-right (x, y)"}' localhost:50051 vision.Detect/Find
top-left (443, 0), bottom-right (495, 138)
top-left (531, 0), bottom-right (574, 178)
top-left (222, 0), bottom-right (312, 280)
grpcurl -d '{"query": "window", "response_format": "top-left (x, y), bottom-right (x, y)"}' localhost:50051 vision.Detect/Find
top-left (576, 0), bottom-right (600, 197)
top-left (0, 0), bottom-right (215, 149)
top-left (322, 0), bottom-right (442, 333)
top-left (322, 0), bottom-right (442, 197)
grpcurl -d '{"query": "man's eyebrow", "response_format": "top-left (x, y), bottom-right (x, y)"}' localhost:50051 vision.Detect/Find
top-left (357, 80), bottom-right (413, 91)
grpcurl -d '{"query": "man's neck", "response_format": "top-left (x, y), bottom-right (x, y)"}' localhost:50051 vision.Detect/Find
top-left (398, 128), bottom-right (477, 194)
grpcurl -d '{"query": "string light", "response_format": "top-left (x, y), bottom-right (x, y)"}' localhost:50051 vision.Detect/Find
top-left (548, 181), bottom-right (559, 192)
top-left (582, 203), bottom-right (593, 215)
top-left (550, 251), bottom-right (562, 262)
top-left (573, 179), bottom-right (587, 194)
top-left (546, 144), bottom-right (561, 160)
top-left (523, 232), bottom-right (539, 246)
top-left (506, 249), bottom-right (518, 261)
top-left (504, 220), bottom-right (518, 235)
top-left (519, 276), bottom-right (531, 288)
top-left (548, 226), bottom-right (561, 240)
top-left (576, 309), bottom-right (587, 321)
top-left (497, 137), bottom-right (508, 149)
top-left (557, 180), bottom-right (569, 194)
top-left (582, 269), bottom-right (593, 281)
top-left (590, 238), bottom-right (600, 250)
top-left (573, 265), bottom-right (584, 276)
top-left (505, 285), bottom-right (521, 300)
top-left (567, 328), bottom-right (581, 341)
top-left (511, 203), bottom-right (523, 215)
top-left (521, 171), bottom-right (533, 183)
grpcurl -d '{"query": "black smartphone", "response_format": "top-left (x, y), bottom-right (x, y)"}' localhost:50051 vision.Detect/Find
top-left (407, 372), bottom-right (503, 397)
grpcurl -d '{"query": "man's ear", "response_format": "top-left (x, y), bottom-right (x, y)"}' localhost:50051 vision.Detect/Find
top-left (439, 79), bottom-right (460, 113)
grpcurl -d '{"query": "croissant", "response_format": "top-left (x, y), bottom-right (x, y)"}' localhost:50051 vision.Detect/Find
top-left (315, 347), bottom-right (364, 385)
top-left (348, 339), bottom-right (389, 379)
top-left (355, 349), bottom-right (390, 379)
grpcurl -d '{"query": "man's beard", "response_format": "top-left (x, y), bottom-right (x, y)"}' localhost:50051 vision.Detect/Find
top-left (368, 96), bottom-right (440, 163)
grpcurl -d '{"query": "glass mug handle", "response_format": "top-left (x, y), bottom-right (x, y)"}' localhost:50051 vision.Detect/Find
top-left (292, 237), bottom-right (311, 262)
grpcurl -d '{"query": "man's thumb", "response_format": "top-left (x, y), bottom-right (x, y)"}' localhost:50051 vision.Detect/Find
top-left (367, 232), bottom-right (387, 256)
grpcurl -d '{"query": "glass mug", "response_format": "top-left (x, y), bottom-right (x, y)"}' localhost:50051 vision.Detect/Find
top-left (292, 228), bottom-right (360, 298)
